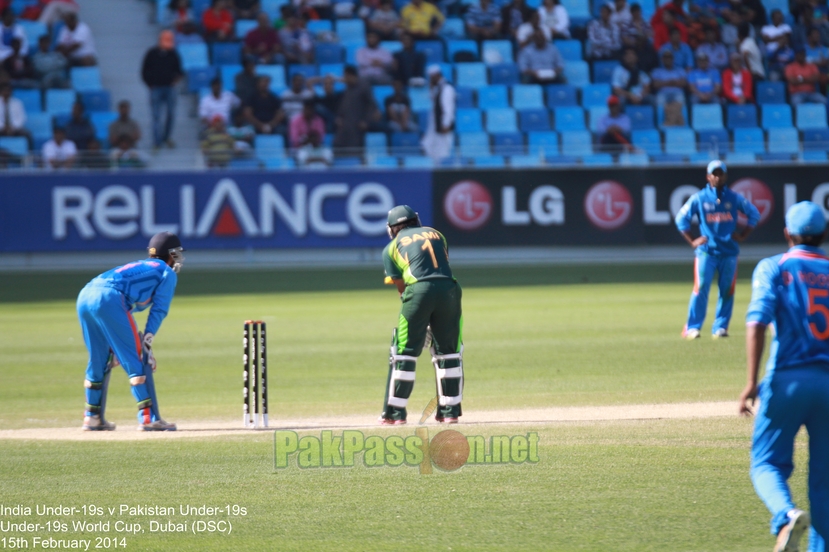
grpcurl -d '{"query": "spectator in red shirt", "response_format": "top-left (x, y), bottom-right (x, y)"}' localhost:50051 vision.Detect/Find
top-left (651, 9), bottom-right (687, 50)
top-left (202, 0), bottom-right (234, 42)
top-left (289, 99), bottom-right (326, 148)
top-left (785, 48), bottom-right (826, 104)
top-left (244, 11), bottom-right (283, 64)
top-left (722, 52), bottom-right (754, 104)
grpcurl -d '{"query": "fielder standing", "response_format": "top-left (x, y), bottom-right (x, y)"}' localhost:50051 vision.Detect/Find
top-left (741, 201), bottom-right (829, 552)
top-left (379, 205), bottom-right (464, 425)
top-left (675, 160), bottom-right (760, 339)
top-left (76, 232), bottom-right (184, 431)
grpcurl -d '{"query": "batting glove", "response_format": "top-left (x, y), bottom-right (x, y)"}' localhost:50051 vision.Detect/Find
top-left (142, 332), bottom-right (157, 372)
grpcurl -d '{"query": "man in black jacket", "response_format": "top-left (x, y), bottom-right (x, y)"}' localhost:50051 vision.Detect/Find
top-left (141, 30), bottom-right (183, 150)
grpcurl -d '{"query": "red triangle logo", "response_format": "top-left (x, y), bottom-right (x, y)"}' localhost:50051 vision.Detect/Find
top-left (213, 205), bottom-right (242, 236)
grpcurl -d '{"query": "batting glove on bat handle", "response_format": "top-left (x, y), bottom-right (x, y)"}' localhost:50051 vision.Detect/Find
top-left (141, 332), bottom-right (157, 372)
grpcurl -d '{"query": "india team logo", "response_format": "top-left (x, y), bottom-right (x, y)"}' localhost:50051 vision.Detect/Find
top-left (443, 181), bottom-right (493, 230)
top-left (584, 181), bottom-right (633, 230)
top-left (731, 178), bottom-right (774, 226)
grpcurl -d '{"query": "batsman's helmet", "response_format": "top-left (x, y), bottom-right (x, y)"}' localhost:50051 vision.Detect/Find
top-left (386, 205), bottom-right (421, 238)
top-left (148, 232), bottom-right (185, 273)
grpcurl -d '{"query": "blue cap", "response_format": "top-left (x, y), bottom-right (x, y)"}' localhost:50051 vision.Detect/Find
top-left (786, 201), bottom-right (826, 236)
top-left (707, 160), bottom-right (727, 174)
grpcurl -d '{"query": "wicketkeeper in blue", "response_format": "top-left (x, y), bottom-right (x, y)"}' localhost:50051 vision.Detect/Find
top-left (77, 232), bottom-right (184, 431)
top-left (675, 160), bottom-right (760, 339)
top-left (741, 201), bottom-right (829, 552)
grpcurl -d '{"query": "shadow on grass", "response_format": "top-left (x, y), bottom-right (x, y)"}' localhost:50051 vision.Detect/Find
top-left (0, 262), bottom-right (759, 303)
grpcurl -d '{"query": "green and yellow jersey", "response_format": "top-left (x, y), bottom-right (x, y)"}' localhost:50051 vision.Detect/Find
top-left (383, 226), bottom-right (453, 286)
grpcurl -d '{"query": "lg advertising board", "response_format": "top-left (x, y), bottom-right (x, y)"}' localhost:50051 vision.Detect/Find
top-left (432, 167), bottom-right (825, 246)
top-left (0, 171), bottom-right (432, 252)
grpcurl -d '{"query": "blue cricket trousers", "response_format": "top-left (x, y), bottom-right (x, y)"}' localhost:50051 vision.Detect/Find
top-left (685, 250), bottom-right (738, 334)
top-left (751, 368), bottom-right (829, 551)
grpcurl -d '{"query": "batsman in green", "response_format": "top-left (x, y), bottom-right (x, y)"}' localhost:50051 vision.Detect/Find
top-left (379, 205), bottom-right (464, 425)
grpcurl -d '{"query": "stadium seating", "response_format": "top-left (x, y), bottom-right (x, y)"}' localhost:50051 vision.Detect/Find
top-left (510, 154), bottom-right (544, 167)
top-left (563, 61), bottom-right (590, 87)
top-left (581, 84), bottom-right (611, 108)
top-left (485, 108), bottom-right (518, 133)
top-left (555, 40), bottom-right (582, 61)
top-left (80, 91), bottom-right (112, 113)
top-left (459, 132), bottom-right (490, 157)
top-left (455, 63), bottom-right (487, 88)
top-left (560, 130), bottom-right (592, 156)
top-left (582, 153), bottom-right (614, 165)
top-left (482, 40), bottom-right (513, 65)
top-left (592, 61), bottom-right (618, 84)
top-left (70, 67), bottom-right (103, 92)
top-left (726, 104), bottom-right (758, 129)
top-left (45, 89), bottom-right (76, 116)
top-left (519, 109), bottom-right (552, 131)
top-left (335, 19), bottom-right (365, 43)
top-left (697, 129), bottom-right (729, 156)
top-left (768, 127), bottom-right (799, 154)
top-left (447, 40), bottom-right (478, 61)
top-left (365, 132), bottom-right (387, 157)
top-left (255, 135), bottom-right (286, 159)
top-left (527, 131), bottom-right (559, 156)
top-left (390, 132), bottom-right (420, 155)
top-left (588, 106), bottom-right (608, 132)
top-left (478, 85), bottom-right (509, 109)
top-left (546, 85), bottom-right (578, 106)
top-left (803, 128), bottom-right (829, 151)
top-left (733, 127), bottom-right (766, 154)
top-left (0, 136), bottom-right (28, 157)
top-left (455, 87), bottom-right (475, 108)
top-left (619, 152), bottom-right (650, 166)
top-left (691, 104), bottom-right (723, 131)
top-left (415, 41), bottom-right (445, 64)
top-left (456, 108), bottom-right (483, 132)
top-left (90, 112), bottom-right (117, 142)
top-left (177, 43), bottom-right (209, 71)
top-left (761, 104), bottom-right (793, 129)
top-left (473, 155), bottom-right (506, 167)
top-left (632, 129), bottom-right (663, 155)
top-left (554, 106), bottom-right (585, 131)
top-left (756, 82), bottom-right (786, 105)
top-left (315, 43), bottom-right (344, 64)
top-left (512, 85), bottom-right (544, 109)
top-left (211, 42), bottom-right (242, 65)
top-left (626, 105), bottom-right (655, 129)
top-left (796, 104), bottom-right (828, 130)
top-left (664, 128), bottom-right (696, 156)
top-left (14, 89), bottom-right (41, 113)
top-left (489, 63), bottom-right (519, 85)
top-left (492, 132), bottom-right (524, 155)
top-left (403, 156), bottom-right (434, 168)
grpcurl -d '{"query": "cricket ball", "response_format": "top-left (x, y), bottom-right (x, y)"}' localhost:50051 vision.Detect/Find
top-left (429, 430), bottom-right (469, 471)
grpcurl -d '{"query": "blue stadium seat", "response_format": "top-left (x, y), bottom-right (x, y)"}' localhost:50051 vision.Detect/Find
top-left (526, 131), bottom-right (559, 156)
top-left (380, 41), bottom-right (403, 54)
top-left (368, 155), bottom-right (399, 167)
top-left (560, 0), bottom-right (591, 24)
top-left (263, 157), bottom-right (295, 169)
top-left (220, 64), bottom-right (242, 88)
top-left (510, 154), bottom-right (544, 167)
top-left (255, 65), bottom-right (286, 90)
top-left (626, 105), bottom-right (655, 129)
top-left (511, 85), bottom-right (544, 108)
top-left (756, 81), bottom-right (786, 105)
top-left (726, 152), bottom-right (758, 164)
top-left (307, 20), bottom-right (333, 35)
top-left (318, 63), bottom-right (344, 77)
top-left (404, 156), bottom-right (434, 168)
top-left (447, 40), bottom-right (478, 61)
top-left (365, 132), bottom-right (387, 156)
top-left (733, 127), bottom-right (766, 153)
top-left (555, 40), bottom-right (582, 61)
top-left (554, 106), bottom-right (585, 131)
top-left (410, 87), bottom-right (431, 111)
top-left (415, 41), bottom-right (445, 64)
top-left (261, 0), bottom-right (289, 17)
top-left (697, 129), bottom-right (729, 156)
top-left (187, 66), bottom-right (217, 94)
top-left (18, 20), bottom-right (46, 49)
top-left (650, 153), bottom-right (686, 164)
top-left (762, 104), bottom-right (793, 129)
top-left (691, 104), bottom-right (723, 131)
top-left (13, 89), bottom-right (40, 113)
top-left (335, 19), bottom-right (366, 43)
top-left (288, 64), bottom-right (317, 81)
top-left (70, 67), bottom-right (102, 92)
top-left (177, 43), bottom-right (209, 71)
top-left (592, 60), bottom-right (619, 84)
top-left (563, 61), bottom-right (590, 87)
top-left (211, 42), bottom-right (242, 66)
top-left (345, 42), bottom-right (365, 65)
top-left (455, 63), bottom-right (488, 88)
top-left (482, 40), bottom-right (513, 65)
top-left (546, 84), bottom-right (577, 106)
top-left (455, 87), bottom-right (475, 108)
top-left (582, 153), bottom-right (614, 165)
top-left (632, 129), bottom-right (663, 155)
top-left (803, 128), bottom-right (829, 151)
top-left (90, 112), bottom-right (117, 141)
top-left (665, 128), bottom-right (696, 155)
top-left (690, 151), bottom-right (717, 164)
top-left (581, 83), bottom-right (611, 107)
top-left (727, 104), bottom-right (758, 129)
top-left (459, 132), bottom-right (490, 157)
top-left (390, 132), bottom-right (421, 155)
top-left (27, 112), bottom-right (52, 148)
top-left (235, 19), bottom-right (257, 38)
top-left (0, 136), bottom-right (28, 156)
top-left (478, 85), bottom-right (509, 109)
top-left (440, 18), bottom-right (466, 39)
top-left (519, 109), bottom-right (551, 131)
top-left (315, 43), bottom-right (343, 64)
top-left (801, 150), bottom-right (827, 161)
top-left (796, 103), bottom-right (828, 130)
top-left (560, 130), bottom-right (592, 156)
top-left (334, 157), bottom-right (363, 167)
top-left (619, 152), bottom-right (650, 166)
top-left (588, 106), bottom-right (609, 132)
top-left (760, 152), bottom-right (795, 162)
top-left (473, 155), bottom-right (506, 167)
top-left (486, 108), bottom-right (518, 132)
top-left (492, 132), bottom-right (524, 155)
top-left (45, 89), bottom-right (76, 116)
top-left (372, 85), bottom-right (393, 108)
top-left (489, 63), bottom-right (519, 85)
top-left (229, 158), bottom-right (263, 170)
top-left (80, 91), bottom-right (111, 113)
top-left (768, 127), bottom-right (799, 154)
top-left (255, 135), bottom-right (286, 159)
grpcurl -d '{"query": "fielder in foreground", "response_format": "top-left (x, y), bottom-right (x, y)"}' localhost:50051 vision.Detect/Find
top-left (741, 201), bottom-right (829, 552)
top-left (675, 160), bottom-right (760, 339)
top-left (76, 232), bottom-right (184, 431)
top-left (379, 205), bottom-right (464, 425)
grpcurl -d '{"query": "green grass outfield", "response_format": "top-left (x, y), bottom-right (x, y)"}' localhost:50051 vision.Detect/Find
top-left (0, 263), bottom-right (814, 551)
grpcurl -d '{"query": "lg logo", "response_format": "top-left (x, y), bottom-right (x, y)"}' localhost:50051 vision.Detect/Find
top-left (443, 181), bottom-right (493, 230)
top-left (584, 181), bottom-right (633, 230)
top-left (731, 178), bottom-right (774, 226)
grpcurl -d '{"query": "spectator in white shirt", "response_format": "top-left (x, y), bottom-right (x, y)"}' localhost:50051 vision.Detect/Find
top-left (538, 0), bottom-right (570, 39)
top-left (56, 12), bottom-right (97, 66)
top-left (42, 127), bottom-right (77, 169)
top-left (198, 77), bottom-right (241, 127)
top-left (609, 0), bottom-right (631, 26)
top-left (0, 9), bottom-right (29, 62)
top-left (0, 83), bottom-right (30, 146)
top-left (761, 9), bottom-right (792, 55)
top-left (356, 31), bottom-right (393, 84)
top-left (516, 11), bottom-right (551, 49)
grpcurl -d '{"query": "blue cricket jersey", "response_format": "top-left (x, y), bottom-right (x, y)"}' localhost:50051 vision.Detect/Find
top-left (87, 258), bottom-right (178, 336)
top-left (746, 245), bottom-right (829, 378)
top-left (675, 185), bottom-right (761, 256)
